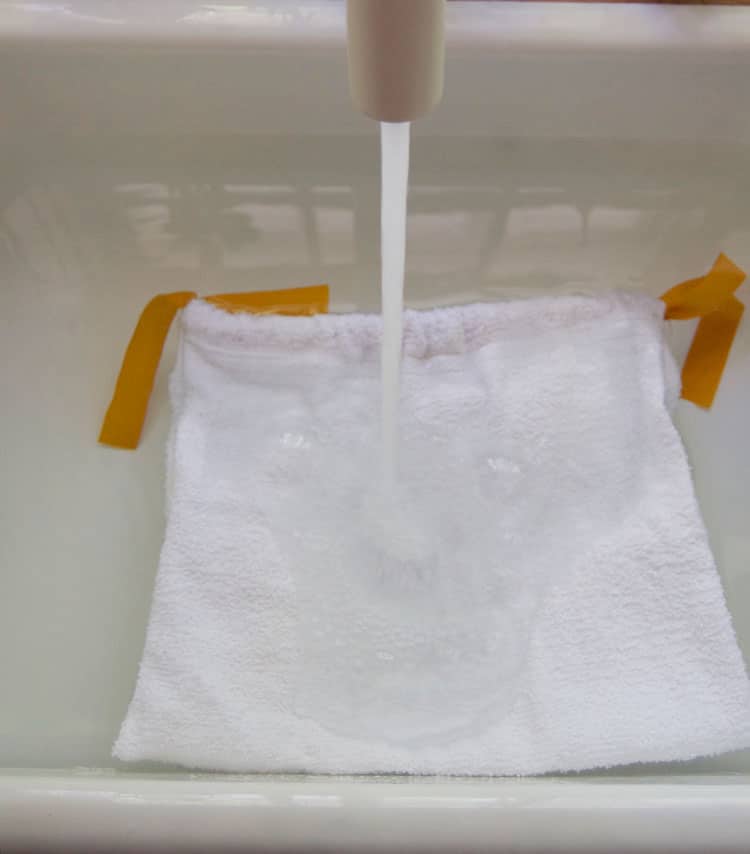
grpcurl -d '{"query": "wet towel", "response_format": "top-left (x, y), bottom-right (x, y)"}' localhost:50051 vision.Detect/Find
top-left (114, 292), bottom-right (750, 774)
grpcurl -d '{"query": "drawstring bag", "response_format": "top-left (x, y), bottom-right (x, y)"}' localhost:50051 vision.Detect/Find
top-left (107, 264), bottom-right (750, 775)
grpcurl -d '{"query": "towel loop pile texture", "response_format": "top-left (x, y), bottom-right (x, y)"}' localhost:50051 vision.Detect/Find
top-left (110, 284), bottom-right (750, 775)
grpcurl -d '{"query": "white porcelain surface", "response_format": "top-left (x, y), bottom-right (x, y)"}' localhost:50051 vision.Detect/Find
top-left (2, 771), bottom-right (750, 853)
top-left (1, 1), bottom-right (750, 851)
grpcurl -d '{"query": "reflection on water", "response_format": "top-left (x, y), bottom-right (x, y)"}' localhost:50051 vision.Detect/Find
top-left (1, 133), bottom-right (750, 771)
top-left (4, 135), bottom-right (750, 311)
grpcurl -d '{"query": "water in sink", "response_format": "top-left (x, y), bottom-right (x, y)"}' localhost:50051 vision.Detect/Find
top-left (1, 132), bottom-right (749, 774)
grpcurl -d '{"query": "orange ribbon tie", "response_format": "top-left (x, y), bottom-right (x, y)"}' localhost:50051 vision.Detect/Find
top-left (661, 254), bottom-right (745, 409)
top-left (99, 285), bottom-right (329, 450)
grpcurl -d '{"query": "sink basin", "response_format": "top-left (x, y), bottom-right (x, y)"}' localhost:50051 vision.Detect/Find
top-left (1, 1), bottom-right (749, 850)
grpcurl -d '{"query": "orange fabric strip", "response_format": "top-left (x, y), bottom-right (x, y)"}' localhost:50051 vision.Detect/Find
top-left (661, 254), bottom-right (745, 321)
top-left (99, 291), bottom-right (195, 450)
top-left (680, 296), bottom-right (744, 410)
top-left (661, 254), bottom-right (745, 409)
top-left (99, 285), bottom-right (329, 450)
top-left (205, 285), bottom-right (328, 316)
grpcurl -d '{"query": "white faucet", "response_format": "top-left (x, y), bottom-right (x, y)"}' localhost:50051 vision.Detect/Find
top-left (346, 0), bottom-right (446, 123)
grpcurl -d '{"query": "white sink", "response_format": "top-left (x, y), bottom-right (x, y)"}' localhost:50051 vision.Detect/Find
top-left (1, 1), bottom-right (749, 850)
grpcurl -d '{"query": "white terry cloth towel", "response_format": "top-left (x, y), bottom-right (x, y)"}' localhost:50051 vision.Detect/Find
top-left (114, 292), bottom-right (750, 775)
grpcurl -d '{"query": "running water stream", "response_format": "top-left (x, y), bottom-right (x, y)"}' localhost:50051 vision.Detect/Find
top-left (379, 121), bottom-right (411, 478)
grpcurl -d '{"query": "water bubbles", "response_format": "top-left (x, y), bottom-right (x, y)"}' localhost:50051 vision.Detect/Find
top-left (269, 426), bottom-right (550, 748)
top-left (486, 455), bottom-right (521, 475)
top-left (280, 431), bottom-right (311, 450)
